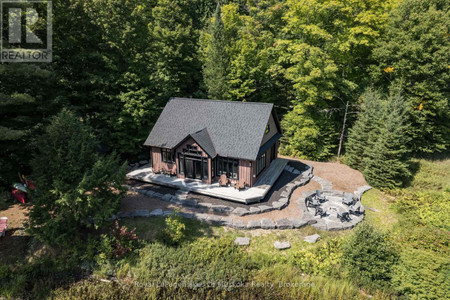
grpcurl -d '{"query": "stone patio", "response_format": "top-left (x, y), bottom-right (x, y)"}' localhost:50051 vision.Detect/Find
top-left (126, 158), bottom-right (289, 203)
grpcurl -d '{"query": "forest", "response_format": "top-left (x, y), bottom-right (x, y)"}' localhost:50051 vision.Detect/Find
top-left (0, 0), bottom-right (449, 299)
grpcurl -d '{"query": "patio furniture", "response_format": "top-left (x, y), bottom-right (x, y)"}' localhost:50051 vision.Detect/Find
top-left (349, 203), bottom-right (365, 215)
top-left (234, 180), bottom-right (246, 190)
top-left (219, 174), bottom-right (229, 187)
top-left (307, 197), bottom-right (320, 207)
top-left (314, 207), bottom-right (327, 218)
top-left (342, 194), bottom-right (355, 206)
top-left (315, 190), bottom-right (327, 203)
top-left (0, 217), bottom-right (8, 237)
top-left (337, 212), bottom-right (351, 222)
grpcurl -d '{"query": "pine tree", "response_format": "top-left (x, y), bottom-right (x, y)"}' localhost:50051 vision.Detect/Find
top-left (202, 3), bottom-right (230, 99)
top-left (27, 110), bottom-right (126, 246)
top-left (345, 89), bottom-right (384, 170)
top-left (0, 64), bottom-right (57, 191)
top-left (362, 93), bottom-right (411, 188)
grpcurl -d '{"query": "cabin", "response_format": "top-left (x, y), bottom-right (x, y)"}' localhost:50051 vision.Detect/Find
top-left (144, 98), bottom-right (282, 188)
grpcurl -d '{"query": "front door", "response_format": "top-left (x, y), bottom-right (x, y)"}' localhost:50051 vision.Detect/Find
top-left (185, 156), bottom-right (202, 180)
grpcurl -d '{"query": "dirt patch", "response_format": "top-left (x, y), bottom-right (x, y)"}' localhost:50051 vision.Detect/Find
top-left (0, 203), bottom-right (29, 234)
top-left (282, 156), bottom-right (368, 193)
top-left (235, 180), bottom-right (321, 222)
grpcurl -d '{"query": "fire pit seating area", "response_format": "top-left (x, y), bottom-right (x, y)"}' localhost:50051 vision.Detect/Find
top-left (301, 190), bottom-right (365, 231)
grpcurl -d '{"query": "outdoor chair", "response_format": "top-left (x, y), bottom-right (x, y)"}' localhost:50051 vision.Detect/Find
top-left (342, 194), bottom-right (355, 206)
top-left (315, 190), bottom-right (327, 203)
top-left (307, 197), bottom-right (320, 207)
top-left (349, 204), bottom-right (364, 215)
top-left (219, 174), bottom-right (229, 187)
top-left (0, 217), bottom-right (8, 237)
top-left (314, 207), bottom-right (327, 218)
top-left (337, 212), bottom-right (351, 222)
top-left (234, 180), bottom-right (246, 190)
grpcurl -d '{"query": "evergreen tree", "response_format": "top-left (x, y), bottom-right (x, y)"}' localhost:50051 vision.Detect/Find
top-left (202, 3), bottom-right (230, 99)
top-left (0, 64), bottom-right (57, 191)
top-left (345, 89), bottom-right (384, 170)
top-left (27, 110), bottom-right (126, 246)
top-left (362, 93), bottom-right (412, 188)
top-left (371, 0), bottom-right (450, 154)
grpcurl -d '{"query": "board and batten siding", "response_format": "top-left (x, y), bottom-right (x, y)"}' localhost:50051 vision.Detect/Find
top-left (150, 147), bottom-right (176, 174)
top-left (238, 160), bottom-right (253, 187)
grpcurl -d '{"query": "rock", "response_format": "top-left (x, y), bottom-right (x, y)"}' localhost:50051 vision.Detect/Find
top-left (130, 210), bottom-right (150, 218)
top-left (276, 218), bottom-right (293, 229)
top-left (139, 160), bottom-right (148, 165)
top-left (198, 202), bottom-right (212, 210)
top-left (231, 219), bottom-right (246, 229)
top-left (220, 217), bottom-right (233, 226)
top-left (181, 199), bottom-right (198, 208)
top-left (304, 234), bottom-right (321, 243)
top-left (249, 207), bottom-right (261, 214)
top-left (274, 241), bottom-right (291, 250)
top-left (145, 190), bottom-right (155, 197)
top-left (194, 213), bottom-right (209, 220)
top-left (293, 169), bottom-right (301, 175)
top-left (260, 218), bottom-right (276, 229)
top-left (162, 194), bottom-right (173, 201)
top-left (149, 209), bottom-right (163, 216)
top-left (290, 218), bottom-right (307, 229)
top-left (179, 212), bottom-right (195, 219)
top-left (247, 220), bottom-right (261, 229)
top-left (280, 191), bottom-right (289, 197)
top-left (234, 237), bottom-right (250, 246)
top-left (206, 215), bottom-right (223, 224)
top-left (163, 210), bottom-right (174, 216)
top-left (212, 205), bottom-right (229, 213)
top-left (231, 207), bottom-right (248, 216)
top-left (278, 198), bottom-right (289, 205)
top-left (272, 201), bottom-right (284, 210)
top-left (258, 205), bottom-right (273, 213)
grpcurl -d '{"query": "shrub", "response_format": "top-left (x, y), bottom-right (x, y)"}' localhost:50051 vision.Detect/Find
top-left (392, 248), bottom-right (450, 299)
top-left (157, 213), bottom-right (187, 246)
top-left (342, 223), bottom-right (398, 289)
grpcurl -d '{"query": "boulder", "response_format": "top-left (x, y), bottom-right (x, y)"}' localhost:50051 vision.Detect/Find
top-left (234, 237), bottom-right (250, 246)
top-left (232, 207), bottom-right (248, 217)
top-left (149, 209), bottom-right (163, 216)
top-left (247, 220), bottom-right (261, 229)
top-left (258, 205), bottom-right (273, 213)
top-left (260, 218), bottom-right (275, 229)
top-left (304, 234), bottom-right (321, 243)
top-left (249, 207), bottom-right (261, 214)
top-left (274, 241), bottom-right (291, 250)
top-left (276, 218), bottom-right (293, 229)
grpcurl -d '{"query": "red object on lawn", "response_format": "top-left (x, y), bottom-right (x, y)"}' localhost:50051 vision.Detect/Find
top-left (11, 189), bottom-right (26, 204)
top-left (0, 217), bottom-right (8, 237)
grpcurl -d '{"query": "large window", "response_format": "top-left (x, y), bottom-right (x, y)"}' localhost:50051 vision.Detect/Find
top-left (161, 148), bottom-right (175, 163)
top-left (217, 157), bottom-right (239, 179)
top-left (256, 153), bottom-right (266, 176)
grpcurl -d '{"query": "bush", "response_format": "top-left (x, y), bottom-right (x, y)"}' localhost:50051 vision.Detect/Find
top-left (342, 223), bottom-right (398, 289)
top-left (289, 238), bottom-right (343, 277)
top-left (392, 248), bottom-right (450, 299)
top-left (157, 213), bottom-right (187, 246)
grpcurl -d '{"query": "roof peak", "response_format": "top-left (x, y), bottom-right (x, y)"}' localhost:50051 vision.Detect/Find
top-left (170, 97), bottom-right (273, 106)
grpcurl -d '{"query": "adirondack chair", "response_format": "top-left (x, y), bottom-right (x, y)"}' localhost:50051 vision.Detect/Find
top-left (234, 180), bottom-right (246, 190)
top-left (349, 203), bottom-right (364, 215)
top-left (314, 207), bottom-right (327, 218)
top-left (0, 217), bottom-right (8, 237)
top-left (337, 212), bottom-right (351, 222)
top-left (315, 190), bottom-right (327, 203)
top-left (307, 197), bottom-right (320, 207)
top-left (219, 174), bottom-right (229, 187)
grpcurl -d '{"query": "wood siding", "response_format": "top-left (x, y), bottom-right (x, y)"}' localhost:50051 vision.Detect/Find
top-left (151, 147), bottom-right (177, 174)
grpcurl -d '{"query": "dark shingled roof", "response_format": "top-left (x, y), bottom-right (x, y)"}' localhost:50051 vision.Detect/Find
top-left (144, 98), bottom-right (279, 161)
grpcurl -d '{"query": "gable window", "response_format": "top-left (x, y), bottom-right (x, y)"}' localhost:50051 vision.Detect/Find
top-left (217, 157), bottom-right (239, 179)
top-left (256, 153), bottom-right (266, 176)
top-left (161, 148), bottom-right (175, 163)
